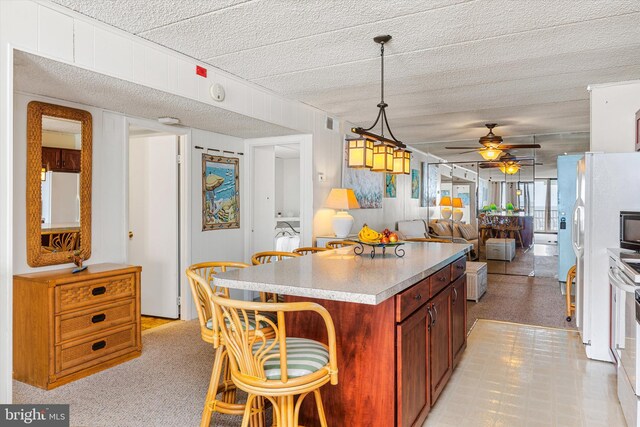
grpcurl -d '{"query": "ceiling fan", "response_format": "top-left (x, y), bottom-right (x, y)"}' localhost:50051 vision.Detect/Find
top-left (478, 153), bottom-right (542, 175)
top-left (445, 124), bottom-right (541, 160)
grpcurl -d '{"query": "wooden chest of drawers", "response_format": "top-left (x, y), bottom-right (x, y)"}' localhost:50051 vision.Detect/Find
top-left (13, 263), bottom-right (142, 390)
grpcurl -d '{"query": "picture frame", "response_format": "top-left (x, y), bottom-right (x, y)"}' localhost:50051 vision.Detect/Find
top-left (202, 153), bottom-right (240, 230)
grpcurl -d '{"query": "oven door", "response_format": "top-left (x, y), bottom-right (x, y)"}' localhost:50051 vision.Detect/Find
top-left (610, 266), bottom-right (639, 395)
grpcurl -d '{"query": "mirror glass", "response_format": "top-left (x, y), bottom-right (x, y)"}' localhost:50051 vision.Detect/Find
top-left (40, 115), bottom-right (83, 253)
top-left (27, 101), bottom-right (92, 267)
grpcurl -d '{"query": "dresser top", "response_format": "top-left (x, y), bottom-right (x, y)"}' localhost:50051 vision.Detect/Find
top-left (14, 263), bottom-right (141, 283)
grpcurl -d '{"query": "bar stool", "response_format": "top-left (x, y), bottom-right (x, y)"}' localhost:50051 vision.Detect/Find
top-left (209, 292), bottom-right (338, 427)
top-left (186, 262), bottom-right (276, 427)
top-left (566, 265), bottom-right (577, 322)
top-left (251, 251), bottom-right (301, 303)
top-left (293, 247), bottom-right (329, 255)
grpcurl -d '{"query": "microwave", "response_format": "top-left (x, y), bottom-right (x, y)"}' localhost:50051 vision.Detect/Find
top-left (621, 211), bottom-right (640, 252)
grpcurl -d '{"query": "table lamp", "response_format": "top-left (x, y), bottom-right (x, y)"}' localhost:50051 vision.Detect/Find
top-left (325, 188), bottom-right (360, 238)
top-left (452, 197), bottom-right (464, 221)
top-left (440, 196), bottom-right (452, 220)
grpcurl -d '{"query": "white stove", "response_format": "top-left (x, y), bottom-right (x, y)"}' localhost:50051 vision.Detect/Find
top-left (610, 249), bottom-right (640, 427)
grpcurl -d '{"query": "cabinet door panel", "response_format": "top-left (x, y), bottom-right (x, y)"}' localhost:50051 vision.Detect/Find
top-left (429, 287), bottom-right (452, 406)
top-left (42, 147), bottom-right (60, 170)
top-left (397, 307), bottom-right (429, 427)
top-left (451, 274), bottom-right (467, 367)
top-left (61, 149), bottom-right (81, 172)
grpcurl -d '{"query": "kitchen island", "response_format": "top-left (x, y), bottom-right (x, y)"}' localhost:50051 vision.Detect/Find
top-left (215, 242), bottom-right (471, 427)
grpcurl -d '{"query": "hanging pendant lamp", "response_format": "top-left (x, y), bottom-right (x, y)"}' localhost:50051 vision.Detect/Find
top-left (349, 35), bottom-right (410, 174)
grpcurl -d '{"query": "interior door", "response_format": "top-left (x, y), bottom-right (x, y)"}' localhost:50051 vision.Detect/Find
top-left (252, 145), bottom-right (276, 254)
top-left (128, 134), bottom-right (179, 318)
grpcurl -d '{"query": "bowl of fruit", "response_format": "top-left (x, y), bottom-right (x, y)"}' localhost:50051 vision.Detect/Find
top-left (356, 225), bottom-right (405, 258)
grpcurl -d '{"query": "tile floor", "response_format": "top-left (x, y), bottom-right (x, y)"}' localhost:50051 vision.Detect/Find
top-left (424, 320), bottom-right (626, 427)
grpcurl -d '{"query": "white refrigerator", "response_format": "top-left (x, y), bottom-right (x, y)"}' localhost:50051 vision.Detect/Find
top-left (573, 152), bottom-right (640, 362)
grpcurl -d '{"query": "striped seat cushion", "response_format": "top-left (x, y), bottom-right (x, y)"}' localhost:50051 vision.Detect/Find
top-left (253, 337), bottom-right (329, 380)
top-left (206, 310), bottom-right (277, 331)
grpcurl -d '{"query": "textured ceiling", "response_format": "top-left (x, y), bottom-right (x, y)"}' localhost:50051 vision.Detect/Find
top-left (14, 52), bottom-right (296, 139)
top-left (51, 0), bottom-right (640, 155)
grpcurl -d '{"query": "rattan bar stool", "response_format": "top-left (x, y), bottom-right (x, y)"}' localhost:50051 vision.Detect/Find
top-left (251, 252), bottom-right (301, 303)
top-left (187, 262), bottom-right (276, 427)
top-left (209, 293), bottom-right (338, 427)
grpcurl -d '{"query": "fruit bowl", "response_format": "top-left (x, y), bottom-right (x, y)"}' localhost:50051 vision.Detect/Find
top-left (354, 240), bottom-right (405, 259)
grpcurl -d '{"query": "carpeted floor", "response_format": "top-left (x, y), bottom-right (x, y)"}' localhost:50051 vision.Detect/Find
top-left (467, 273), bottom-right (576, 331)
top-left (14, 320), bottom-right (253, 427)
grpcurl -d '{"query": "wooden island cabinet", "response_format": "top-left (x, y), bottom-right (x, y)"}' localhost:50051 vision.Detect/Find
top-left (286, 255), bottom-right (467, 427)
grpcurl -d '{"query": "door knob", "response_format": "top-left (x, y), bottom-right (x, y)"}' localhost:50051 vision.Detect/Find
top-left (128, 231), bottom-right (134, 239)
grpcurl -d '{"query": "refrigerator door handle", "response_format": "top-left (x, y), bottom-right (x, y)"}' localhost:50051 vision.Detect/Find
top-left (571, 201), bottom-right (583, 256)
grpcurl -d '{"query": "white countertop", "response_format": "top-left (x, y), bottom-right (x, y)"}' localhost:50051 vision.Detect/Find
top-left (215, 242), bottom-right (471, 305)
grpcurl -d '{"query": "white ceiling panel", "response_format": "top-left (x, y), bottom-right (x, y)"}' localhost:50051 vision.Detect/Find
top-left (50, 0), bottom-right (249, 34)
top-left (136, 0), bottom-right (468, 58)
top-left (207, 1), bottom-right (640, 80)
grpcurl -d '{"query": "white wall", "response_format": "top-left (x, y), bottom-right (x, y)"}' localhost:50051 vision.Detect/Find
top-left (590, 80), bottom-right (640, 152)
top-left (280, 158), bottom-right (300, 217)
top-left (189, 129), bottom-right (247, 300)
top-left (48, 172), bottom-right (79, 223)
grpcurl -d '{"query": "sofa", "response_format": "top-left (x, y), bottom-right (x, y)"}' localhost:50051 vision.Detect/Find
top-left (396, 219), bottom-right (478, 260)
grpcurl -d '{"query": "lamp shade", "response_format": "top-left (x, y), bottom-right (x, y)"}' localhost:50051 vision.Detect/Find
top-left (348, 138), bottom-right (374, 169)
top-left (452, 197), bottom-right (464, 208)
top-left (325, 188), bottom-right (360, 210)
top-left (371, 144), bottom-right (394, 172)
top-left (439, 196), bottom-right (452, 207)
top-left (391, 149), bottom-right (411, 175)
top-left (479, 148), bottom-right (502, 161)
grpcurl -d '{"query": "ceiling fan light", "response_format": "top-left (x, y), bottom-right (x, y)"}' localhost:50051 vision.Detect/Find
top-left (479, 148), bottom-right (502, 160)
top-left (391, 149), bottom-right (411, 174)
top-left (348, 138), bottom-right (374, 168)
top-left (371, 144), bottom-right (394, 172)
top-left (499, 163), bottom-right (520, 175)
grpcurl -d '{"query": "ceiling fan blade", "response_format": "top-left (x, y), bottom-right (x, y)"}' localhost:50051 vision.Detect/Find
top-left (444, 147), bottom-right (482, 150)
top-left (478, 163), bottom-right (501, 168)
top-left (499, 144), bottom-right (541, 149)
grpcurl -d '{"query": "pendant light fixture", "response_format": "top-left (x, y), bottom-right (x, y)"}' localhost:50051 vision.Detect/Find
top-left (347, 138), bottom-right (374, 168)
top-left (349, 35), bottom-right (410, 174)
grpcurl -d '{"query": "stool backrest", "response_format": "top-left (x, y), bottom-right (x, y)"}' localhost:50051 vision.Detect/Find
top-left (186, 262), bottom-right (250, 344)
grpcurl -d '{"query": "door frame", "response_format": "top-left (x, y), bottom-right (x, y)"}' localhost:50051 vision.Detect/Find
top-left (243, 135), bottom-right (313, 262)
top-left (124, 117), bottom-right (192, 321)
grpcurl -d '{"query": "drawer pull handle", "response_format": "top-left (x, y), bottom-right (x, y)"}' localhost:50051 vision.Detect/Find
top-left (92, 286), bottom-right (106, 296)
top-left (453, 287), bottom-right (458, 304)
top-left (92, 340), bottom-right (107, 351)
top-left (456, 265), bottom-right (464, 270)
top-left (414, 294), bottom-right (422, 301)
top-left (439, 276), bottom-right (446, 282)
top-left (91, 313), bottom-right (106, 323)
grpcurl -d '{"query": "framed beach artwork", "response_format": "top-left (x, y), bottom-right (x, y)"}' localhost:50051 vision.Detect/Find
top-left (342, 139), bottom-right (383, 208)
top-left (411, 169), bottom-right (420, 199)
top-left (385, 173), bottom-right (396, 198)
top-left (202, 154), bottom-right (240, 230)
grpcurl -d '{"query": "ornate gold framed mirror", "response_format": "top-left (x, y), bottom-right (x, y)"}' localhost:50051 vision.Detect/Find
top-left (27, 101), bottom-right (92, 267)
